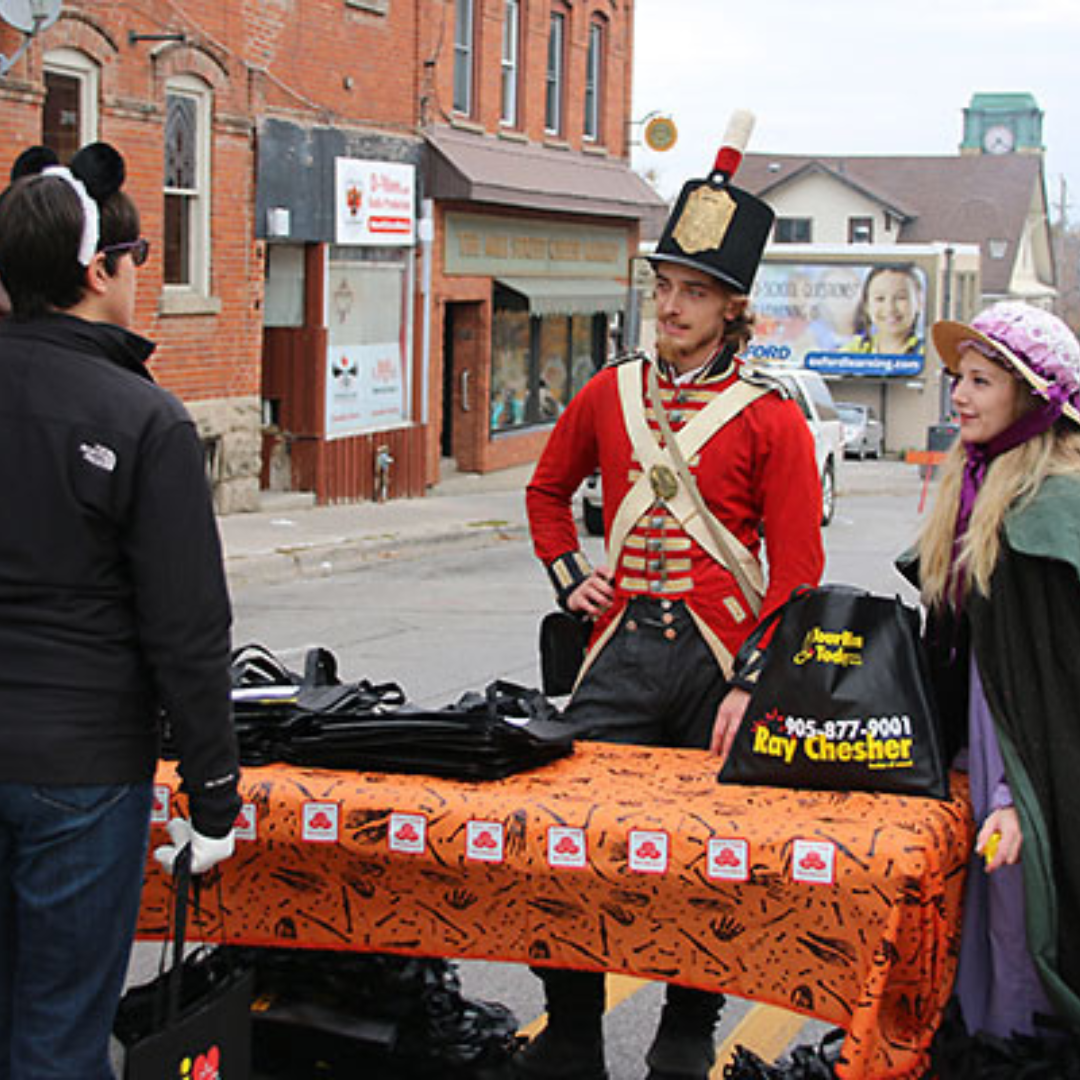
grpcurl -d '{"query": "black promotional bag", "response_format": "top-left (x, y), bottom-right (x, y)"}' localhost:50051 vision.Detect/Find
top-left (114, 847), bottom-right (253, 1079)
top-left (719, 585), bottom-right (949, 799)
top-left (539, 611), bottom-right (593, 697)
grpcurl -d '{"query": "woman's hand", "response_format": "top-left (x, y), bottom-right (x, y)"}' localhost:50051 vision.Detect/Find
top-left (977, 805), bottom-right (1022, 873)
top-left (567, 566), bottom-right (615, 618)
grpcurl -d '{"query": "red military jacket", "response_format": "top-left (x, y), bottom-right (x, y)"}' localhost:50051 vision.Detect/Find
top-left (526, 354), bottom-right (825, 666)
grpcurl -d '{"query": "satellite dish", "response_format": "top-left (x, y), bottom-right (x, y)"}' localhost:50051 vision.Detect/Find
top-left (0, 0), bottom-right (62, 34)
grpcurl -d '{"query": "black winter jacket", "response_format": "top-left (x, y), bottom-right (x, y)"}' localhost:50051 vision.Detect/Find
top-left (0, 314), bottom-right (240, 836)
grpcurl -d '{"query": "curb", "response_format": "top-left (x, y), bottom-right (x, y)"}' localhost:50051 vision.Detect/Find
top-left (224, 520), bottom-right (530, 589)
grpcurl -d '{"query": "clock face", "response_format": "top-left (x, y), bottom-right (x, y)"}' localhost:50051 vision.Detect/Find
top-left (983, 124), bottom-right (1015, 155)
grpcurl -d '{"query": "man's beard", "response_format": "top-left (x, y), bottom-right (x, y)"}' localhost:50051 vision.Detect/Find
top-left (656, 332), bottom-right (689, 365)
top-left (656, 329), bottom-right (722, 368)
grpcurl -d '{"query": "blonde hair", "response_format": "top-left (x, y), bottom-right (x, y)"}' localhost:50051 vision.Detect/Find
top-left (918, 424), bottom-right (1080, 607)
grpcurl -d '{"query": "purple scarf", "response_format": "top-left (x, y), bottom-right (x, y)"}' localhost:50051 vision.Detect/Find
top-left (951, 391), bottom-right (1067, 599)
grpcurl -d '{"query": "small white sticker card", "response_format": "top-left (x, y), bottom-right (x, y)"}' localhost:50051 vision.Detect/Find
top-left (389, 812), bottom-right (427, 855)
top-left (466, 820), bottom-right (505, 863)
top-left (302, 801), bottom-right (340, 844)
top-left (628, 829), bottom-right (670, 874)
top-left (151, 785), bottom-right (171, 824)
top-left (234, 803), bottom-right (257, 842)
top-left (547, 826), bottom-right (588, 870)
top-left (791, 839), bottom-right (837, 886)
top-left (706, 837), bottom-right (750, 882)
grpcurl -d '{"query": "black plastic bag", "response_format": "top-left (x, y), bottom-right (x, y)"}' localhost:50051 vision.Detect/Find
top-left (722, 1028), bottom-right (843, 1079)
top-left (719, 585), bottom-right (949, 799)
top-left (225, 947), bottom-right (521, 1079)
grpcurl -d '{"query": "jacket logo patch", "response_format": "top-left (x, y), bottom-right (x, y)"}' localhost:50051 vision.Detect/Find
top-left (80, 442), bottom-right (117, 472)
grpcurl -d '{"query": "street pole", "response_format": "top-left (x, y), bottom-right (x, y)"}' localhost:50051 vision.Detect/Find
top-left (939, 246), bottom-right (954, 422)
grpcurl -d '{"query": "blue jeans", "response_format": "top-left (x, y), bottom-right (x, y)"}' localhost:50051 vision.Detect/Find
top-left (0, 781), bottom-right (153, 1080)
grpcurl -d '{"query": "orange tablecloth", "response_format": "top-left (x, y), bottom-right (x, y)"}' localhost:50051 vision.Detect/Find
top-left (137, 744), bottom-right (972, 1079)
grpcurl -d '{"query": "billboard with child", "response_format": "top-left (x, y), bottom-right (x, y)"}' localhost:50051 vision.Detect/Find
top-left (747, 262), bottom-right (927, 376)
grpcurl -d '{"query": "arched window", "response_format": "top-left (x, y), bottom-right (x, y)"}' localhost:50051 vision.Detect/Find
top-left (163, 75), bottom-right (212, 294)
top-left (42, 48), bottom-right (99, 161)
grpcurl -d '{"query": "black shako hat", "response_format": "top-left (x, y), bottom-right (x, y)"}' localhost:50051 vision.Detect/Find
top-left (649, 110), bottom-right (774, 295)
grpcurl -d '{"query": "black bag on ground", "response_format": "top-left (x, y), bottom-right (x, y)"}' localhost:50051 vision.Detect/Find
top-left (114, 848), bottom-right (254, 1079)
top-left (224, 947), bottom-right (520, 1079)
top-left (719, 585), bottom-right (949, 799)
top-left (539, 610), bottom-right (592, 697)
top-left (722, 1028), bottom-right (843, 1078)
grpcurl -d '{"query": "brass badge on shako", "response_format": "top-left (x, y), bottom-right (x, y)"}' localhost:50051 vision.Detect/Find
top-left (671, 185), bottom-right (737, 255)
top-left (649, 463), bottom-right (679, 502)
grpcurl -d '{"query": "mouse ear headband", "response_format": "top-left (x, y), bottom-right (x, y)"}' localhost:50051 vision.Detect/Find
top-left (14, 142), bottom-right (126, 267)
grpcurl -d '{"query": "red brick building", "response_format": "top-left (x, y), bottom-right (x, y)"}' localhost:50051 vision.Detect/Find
top-left (0, 0), bottom-right (661, 504)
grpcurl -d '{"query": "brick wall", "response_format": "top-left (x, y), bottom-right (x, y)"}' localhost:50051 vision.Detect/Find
top-left (0, 0), bottom-right (427, 507)
top-left (422, 0), bottom-right (631, 157)
top-left (1, 0), bottom-right (644, 494)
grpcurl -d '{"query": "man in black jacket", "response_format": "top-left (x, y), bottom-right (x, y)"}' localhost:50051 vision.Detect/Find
top-left (0, 144), bottom-right (241, 1080)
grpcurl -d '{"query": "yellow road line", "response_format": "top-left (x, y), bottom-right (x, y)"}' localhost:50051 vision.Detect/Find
top-left (517, 974), bottom-right (651, 1038)
top-left (712, 1003), bottom-right (809, 1076)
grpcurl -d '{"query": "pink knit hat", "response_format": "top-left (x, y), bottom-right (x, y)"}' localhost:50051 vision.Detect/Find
top-left (933, 301), bottom-right (1080, 425)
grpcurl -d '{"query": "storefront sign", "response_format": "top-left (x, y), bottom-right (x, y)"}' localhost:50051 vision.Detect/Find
top-left (748, 262), bottom-right (927, 376)
top-left (445, 213), bottom-right (627, 277)
top-left (335, 159), bottom-right (415, 246)
top-left (326, 341), bottom-right (406, 438)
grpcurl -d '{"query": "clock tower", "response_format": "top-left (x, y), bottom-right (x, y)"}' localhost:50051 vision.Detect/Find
top-left (960, 92), bottom-right (1044, 157)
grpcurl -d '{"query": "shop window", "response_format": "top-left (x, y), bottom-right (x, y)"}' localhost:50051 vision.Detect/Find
top-left (583, 20), bottom-right (604, 142)
top-left (42, 49), bottom-right (99, 162)
top-left (774, 217), bottom-right (811, 244)
top-left (453, 0), bottom-right (475, 116)
top-left (501, 0), bottom-right (520, 127)
top-left (545, 11), bottom-right (565, 136)
top-left (491, 292), bottom-right (605, 433)
top-left (325, 247), bottom-right (413, 437)
top-left (163, 77), bottom-right (212, 293)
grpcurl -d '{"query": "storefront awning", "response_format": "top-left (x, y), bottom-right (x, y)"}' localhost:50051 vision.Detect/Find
top-left (425, 126), bottom-right (668, 232)
top-left (496, 277), bottom-right (627, 317)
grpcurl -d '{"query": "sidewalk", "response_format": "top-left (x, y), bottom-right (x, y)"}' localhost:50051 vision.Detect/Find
top-left (218, 458), bottom-right (927, 588)
top-left (219, 463), bottom-right (536, 587)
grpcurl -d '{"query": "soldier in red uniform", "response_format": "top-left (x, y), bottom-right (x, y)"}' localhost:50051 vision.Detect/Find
top-left (519, 120), bottom-right (826, 1080)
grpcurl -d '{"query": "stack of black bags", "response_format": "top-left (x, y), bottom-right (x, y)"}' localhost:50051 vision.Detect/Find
top-left (166, 644), bottom-right (574, 781)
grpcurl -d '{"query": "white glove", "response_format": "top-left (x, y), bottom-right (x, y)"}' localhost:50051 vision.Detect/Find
top-left (154, 817), bottom-right (236, 875)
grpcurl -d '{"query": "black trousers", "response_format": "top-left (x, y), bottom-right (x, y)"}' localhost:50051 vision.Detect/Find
top-left (563, 596), bottom-right (729, 749)
top-left (540, 596), bottom-right (728, 1046)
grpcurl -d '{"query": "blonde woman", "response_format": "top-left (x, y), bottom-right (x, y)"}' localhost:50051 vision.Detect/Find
top-left (911, 302), bottom-right (1080, 1042)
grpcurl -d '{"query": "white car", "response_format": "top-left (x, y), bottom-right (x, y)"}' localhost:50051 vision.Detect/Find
top-left (581, 365), bottom-right (844, 533)
top-left (837, 402), bottom-right (885, 460)
top-left (765, 367), bottom-right (845, 526)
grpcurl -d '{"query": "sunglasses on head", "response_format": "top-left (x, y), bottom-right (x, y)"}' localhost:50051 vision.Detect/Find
top-left (100, 237), bottom-right (150, 267)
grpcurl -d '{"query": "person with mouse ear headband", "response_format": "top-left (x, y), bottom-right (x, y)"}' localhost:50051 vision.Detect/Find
top-left (0, 144), bottom-right (240, 1078)
top-left (903, 301), bottom-right (1080, 1044)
